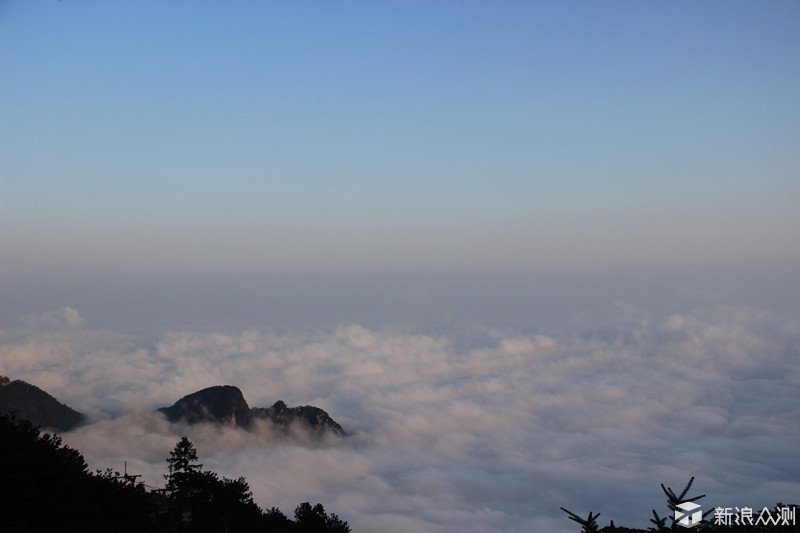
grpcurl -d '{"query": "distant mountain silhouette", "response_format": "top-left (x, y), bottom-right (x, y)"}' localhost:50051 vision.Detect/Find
top-left (0, 375), bottom-right (85, 432)
top-left (158, 385), bottom-right (347, 437)
top-left (158, 385), bottom-right (252, 426)
top-left (253, 400), bottom-right (348, 437)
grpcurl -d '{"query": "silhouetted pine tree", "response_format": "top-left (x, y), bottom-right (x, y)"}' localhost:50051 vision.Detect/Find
top-left (0, 419), bottom-right (351, 532)
top-left (562, 476), bottom-right (798, 533)
top-left (294, 501), bottom-right (351, 533)
top-left (0, 413), bottom-right (152, 532)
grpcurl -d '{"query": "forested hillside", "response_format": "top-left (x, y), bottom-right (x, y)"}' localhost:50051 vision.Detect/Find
top-left (0, 413), bottom-right (349, 532)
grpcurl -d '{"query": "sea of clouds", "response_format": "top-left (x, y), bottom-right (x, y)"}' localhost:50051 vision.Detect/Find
top-left (1, 305), bottom-right (798, 532)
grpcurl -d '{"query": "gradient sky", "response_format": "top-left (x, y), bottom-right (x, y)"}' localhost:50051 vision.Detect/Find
top-left (2, 1), bottom-right (799, 330)
top-left (2, 4), bottom-right (800, 531)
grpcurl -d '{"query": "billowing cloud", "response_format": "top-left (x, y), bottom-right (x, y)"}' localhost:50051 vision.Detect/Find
top-left (18, 306), bottom-right (84, 330)
top-left (1, 306), bottom-right (798, 532)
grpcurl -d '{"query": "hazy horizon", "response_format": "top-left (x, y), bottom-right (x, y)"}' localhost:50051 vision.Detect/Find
top-left (2, 1), bottom-right (799, 531)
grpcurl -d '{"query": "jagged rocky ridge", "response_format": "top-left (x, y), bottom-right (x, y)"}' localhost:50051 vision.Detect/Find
top-left (158, 385), bottom-right (347, 437)
top-left (0, 375), bottom-right (85, 432)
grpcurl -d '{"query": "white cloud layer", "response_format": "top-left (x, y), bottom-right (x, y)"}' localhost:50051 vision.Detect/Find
top-left (1, 306), bottom-right (798, 532)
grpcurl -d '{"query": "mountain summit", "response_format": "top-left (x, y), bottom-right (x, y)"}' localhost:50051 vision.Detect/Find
top-left (253, 400), bottom-right (348, 437)
top-left (158, 385), bottom-right (347, 438)
top-left (158, 385), bottom-right (252, 427)
top-left (0, 375), bottom-right (85, 432)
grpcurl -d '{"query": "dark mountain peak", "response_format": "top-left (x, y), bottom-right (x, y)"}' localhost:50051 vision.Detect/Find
top-left (158, 385), bottom-right (252, 427)
top-left (158, 385), bottom-right (347, 438)
top-left (253, 402), bottom-right (347, 438)
top-left (0, 375), bottom-right (85, 432)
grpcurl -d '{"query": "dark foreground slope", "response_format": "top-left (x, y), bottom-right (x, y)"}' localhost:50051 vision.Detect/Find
top-left (0, 413), bottom-right (351, 532)
top-left (0, 413), bottom-right (152, 532)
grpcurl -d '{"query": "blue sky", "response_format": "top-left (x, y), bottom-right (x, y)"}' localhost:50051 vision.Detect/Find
top-left (1, 0), bottom-right (799, 329)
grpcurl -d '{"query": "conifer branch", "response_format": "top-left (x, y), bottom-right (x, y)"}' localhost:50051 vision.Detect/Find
top-left (561, 507), bottom-right (601, 533)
